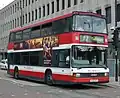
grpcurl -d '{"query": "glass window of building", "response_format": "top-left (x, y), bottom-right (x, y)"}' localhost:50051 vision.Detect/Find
top-left (47, 4), bottom-right (50, 15)
top-left (32, 0), bottom-right (34, 3)
top-left (62, 0), bottom-right (65, 10)
top-left (43, 5), bottom-right (45, 17)
top-left (29, 12), bottom-right (30, 22)
top-left (23, 0), bottom-right (24, 8)
top-left (117, 4), bottom-right (120, 22)
top-left (28, 0), bottom-right (30, 5)
top-left (25, 14), bottom-right (27, 23)
top-left (105, 6), bottom-right (111, 24)
top-left (26, 0), bottom-right (27, 6)
top-left (68, 0), bottom-right (71, 8)
top-left (23, 15), bottom-right (24, 25)
top-left (56, 0), bottom-right (59, 12)
top-left (35, 9), bottom-right (37, 20)
top-left (39, 7), bottom-right (41, 18)
top-left (52, 1), bottom-right (54, 13)
top-left (32, 11), bottom-right (34, 21)
top-left (74, 0), bottom-right (77, 5)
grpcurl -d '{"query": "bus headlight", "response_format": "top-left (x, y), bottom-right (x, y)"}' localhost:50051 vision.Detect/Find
top-left (73, 73), bottom-right (81, 77)
top-left (104, 72), bottom-right (109, 76)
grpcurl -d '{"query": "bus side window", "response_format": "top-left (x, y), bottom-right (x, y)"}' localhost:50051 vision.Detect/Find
top-left (51, 50), bottom-right (59, 67)
top-left (9, 33), bottom-right (15, 42)
top-left (52, 18), bottom-right (69, 34)
top-left (39, 51), bottom-right (44, 66)
top-left (14, 53), bottom-right (21, 65)
top-left (8, 53), bottom-right (14, 64)
top-left (20, 52), bottom-right (29, 65)
top-left (59, 50), bottom-right (70, 68)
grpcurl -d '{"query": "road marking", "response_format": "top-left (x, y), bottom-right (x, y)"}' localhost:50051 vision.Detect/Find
top-left (48, 91), bottom-right (52, 93)
top-left (11, 94), bottom-right (15, 97)
top-left (59, 90), bottom-right (63, 93)
top-left (24, 93), bottom-right (28, 96)
top-left (36, 92), bottom-right (40, 94)
top-left (0, 76), bottom-right (45, 87)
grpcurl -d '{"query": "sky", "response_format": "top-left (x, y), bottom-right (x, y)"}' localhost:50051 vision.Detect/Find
top-left (0, 0), bottom-right (14, 9)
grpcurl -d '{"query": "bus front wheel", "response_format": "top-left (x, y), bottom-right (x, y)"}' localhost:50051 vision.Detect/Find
top-left (14, 68), bottom-right (19, 79)
top-left (45, 71), bottom-right (53, 86)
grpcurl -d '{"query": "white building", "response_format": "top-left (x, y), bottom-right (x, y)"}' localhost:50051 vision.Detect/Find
top-left (0, 0), bottom-right (119, 59)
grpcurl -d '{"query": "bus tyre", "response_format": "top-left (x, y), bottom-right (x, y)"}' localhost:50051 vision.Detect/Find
top-left (14, 68), bottom-right (19, 79)
top-left (45, 71), bottom-right (53, 86)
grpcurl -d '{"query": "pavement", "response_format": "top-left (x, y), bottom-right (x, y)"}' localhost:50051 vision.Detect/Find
top-left (106, 77), bottom-right (120, 87)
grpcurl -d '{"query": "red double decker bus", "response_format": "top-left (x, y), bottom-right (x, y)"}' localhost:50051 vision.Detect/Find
top-left (7, 11), bottom-right (109, 85)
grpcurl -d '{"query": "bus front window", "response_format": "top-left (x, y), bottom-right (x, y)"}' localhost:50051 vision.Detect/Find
top-left (73, 15), bottom-right (107, 34)
top-left (71, 45), bottom-right (107, 68)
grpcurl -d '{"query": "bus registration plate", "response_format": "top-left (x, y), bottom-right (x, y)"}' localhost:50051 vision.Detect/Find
top-left (90, 79), bottom-right (98, 82)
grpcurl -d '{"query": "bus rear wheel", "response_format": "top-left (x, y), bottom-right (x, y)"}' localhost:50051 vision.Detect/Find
top-left (14, 68), bottom-right (19, 79)
top-left (45, 71), bottom-right (53, 86)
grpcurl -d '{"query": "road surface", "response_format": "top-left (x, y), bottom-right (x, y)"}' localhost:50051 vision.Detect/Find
top-left (0, 70), bottom-right (120, 98)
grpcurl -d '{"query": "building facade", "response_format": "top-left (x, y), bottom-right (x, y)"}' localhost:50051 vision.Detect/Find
top-left (0, 0), bottom-right (120, 59)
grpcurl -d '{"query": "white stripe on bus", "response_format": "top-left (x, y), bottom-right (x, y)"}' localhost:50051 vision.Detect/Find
top-left (7, 43), bottom-right (108, 53)
top-left (10, 65), bottom-right (109, 75)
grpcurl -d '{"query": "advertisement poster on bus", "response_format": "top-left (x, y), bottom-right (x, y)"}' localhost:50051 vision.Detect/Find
top-left (14, 36), bottom-right (59, 65)
top-left (14, 36), bottom-right (59, 49)
top-left (42, 36), bottom-right (59, 65)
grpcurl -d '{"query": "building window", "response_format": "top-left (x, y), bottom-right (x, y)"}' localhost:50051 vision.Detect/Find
top-left (62, 0), bottom-right (65, 10)
top-left (68, 0), bottom-right (71, 8)
top-left (52, 1), bottom-right (54, 13)
top-left (117, 4), bottom-right (120, 22)
top-left (17, 18), bottom-right (19, 26)
top-left (29, 12), bottom-right (30, 22)
top-left (96, 9), bottom-right (101, 15)
top-left (17, 2), bottom-right (19, 11)
top-left (15, 19), bottom-right (16, 27)
top-left (32, 11), bottom-right (34, 21)
top-left (15, 4), bottom-right (16, 12)
top-left (10, 7), bottom-right (12, 14)
top-left (25, 14), bottom-right (27, 23)
top-left (13, 5), bottom-right (14, 14)
top-left (74, 0), bottom-right (77, 5)
top-left (39, 7), bottom-right (41, 18)
top-left (47, 4), bottom-right (50, 15)
top-left (105, 6), bottom-right (111, 24)
top-left (29, 0), bottom-right (30, 5)
top-left (20, 0), bottom-right (22, 8)
top-left (23, 15), bottom-right (24, 25)
top-left (35, 9), bottom-right (37, 20)
top-left (10, 21), bottom-right (12, 29)
top-left (56, 0), bottom-right (59, 12)
top-left (80, 0), bottom-right (84, 3)
top-left (43, 5), bottom-right (45, 17)
top-left (23, 0), bottom-right (24, 8)
top-left (26, 0), bottom-right (27, 6)
top-left (13, 20), bottom-right (14, 28)
top-left (32, 0), bottom-right (34, 3)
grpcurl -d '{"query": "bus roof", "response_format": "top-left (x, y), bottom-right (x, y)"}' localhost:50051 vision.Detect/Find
top-left (10, 11), bottom-right (105, 33)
